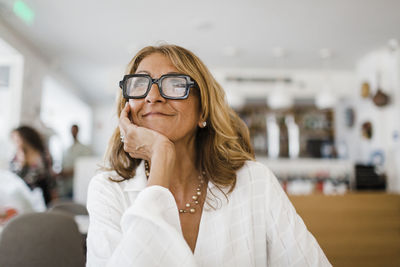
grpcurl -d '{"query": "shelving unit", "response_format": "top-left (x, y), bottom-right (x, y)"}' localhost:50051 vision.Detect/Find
top-left (238, 103), bottom-right (335, 158)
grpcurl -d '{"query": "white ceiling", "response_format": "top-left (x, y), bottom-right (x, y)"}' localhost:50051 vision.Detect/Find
top-left (0, 0), bottom-right (399, 104)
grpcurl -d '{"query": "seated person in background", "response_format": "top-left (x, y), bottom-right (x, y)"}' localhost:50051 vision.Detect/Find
top-left (86, 44), bottom-right (331, 266)
top-left (0, 169), bottom-right (46, 219)
top-left (10, 126), bottom-right (56, 206)
top-left (59, 124), bottom-right (92, 199)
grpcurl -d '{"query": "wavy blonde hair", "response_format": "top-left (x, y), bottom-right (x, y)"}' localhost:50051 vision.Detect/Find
top-left (104, 44), bottom-right (254, 192)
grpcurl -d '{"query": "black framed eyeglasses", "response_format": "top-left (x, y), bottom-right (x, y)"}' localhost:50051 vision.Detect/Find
top-left (119, 74), bottom-right (197, 100)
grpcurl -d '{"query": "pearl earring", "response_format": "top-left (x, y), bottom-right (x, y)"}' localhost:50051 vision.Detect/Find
top-left (202, 121), bottom-right (207, 127)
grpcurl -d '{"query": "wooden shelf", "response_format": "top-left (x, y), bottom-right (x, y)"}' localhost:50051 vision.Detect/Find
top-left (238, 104), bottom-right (335, 158)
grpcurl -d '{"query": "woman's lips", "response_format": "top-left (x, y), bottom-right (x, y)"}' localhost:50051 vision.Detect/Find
top-left (142, 112), bottom-right (172, 117)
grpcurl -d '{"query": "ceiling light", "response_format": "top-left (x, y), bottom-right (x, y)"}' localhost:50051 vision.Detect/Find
top-left (316, 48), bottom-right (336, 109)
top-left (268, 46), bottom-right (292, 109)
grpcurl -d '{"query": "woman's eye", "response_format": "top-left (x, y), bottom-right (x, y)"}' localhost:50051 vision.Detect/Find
top-left (173, 83), bottom-right (185, 89)
top-left (134, 81), bottom-right (147, 87)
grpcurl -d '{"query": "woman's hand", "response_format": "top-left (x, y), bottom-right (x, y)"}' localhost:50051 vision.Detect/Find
top-left (119, 103), bottom-right (173, 161)
top-left (119, 103), bottom-right (176, 188)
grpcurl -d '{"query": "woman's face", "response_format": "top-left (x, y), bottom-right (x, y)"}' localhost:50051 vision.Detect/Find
top-left (11, 131), bottom-right (23, 150)
top-left (128, 53), bottom-right (202, 143)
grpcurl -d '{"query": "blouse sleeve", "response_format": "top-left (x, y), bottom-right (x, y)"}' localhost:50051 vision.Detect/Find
top-left (260, 165), bottom-right (332, 267)
top-left (86, 175), bottom-right (197, 267)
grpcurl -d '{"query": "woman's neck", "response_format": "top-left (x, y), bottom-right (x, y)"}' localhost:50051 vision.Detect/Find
top-left (168, 136), bottom-right (201, 194)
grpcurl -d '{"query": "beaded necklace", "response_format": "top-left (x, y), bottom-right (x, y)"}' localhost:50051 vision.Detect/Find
top-left (144, 161), bottom-right (205, 214)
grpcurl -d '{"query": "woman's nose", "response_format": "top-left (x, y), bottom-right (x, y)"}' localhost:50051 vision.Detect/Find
top-left (145, 83), bottom-right (165, 103)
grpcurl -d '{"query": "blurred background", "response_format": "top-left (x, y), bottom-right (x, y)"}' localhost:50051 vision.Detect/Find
top-left (0, 0), bottom-right (400, 266)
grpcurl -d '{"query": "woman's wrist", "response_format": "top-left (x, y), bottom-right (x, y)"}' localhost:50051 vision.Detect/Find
top-left (147, 141), bottom-right (176, 189)
top-left (151, 138), bottom-right (175, 155)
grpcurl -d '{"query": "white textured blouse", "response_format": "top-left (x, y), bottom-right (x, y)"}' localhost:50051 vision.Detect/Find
top-left (86, 160), bottom-right (331, 267)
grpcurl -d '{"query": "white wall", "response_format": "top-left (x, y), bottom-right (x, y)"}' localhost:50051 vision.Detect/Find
top-left (0, 38), bottom-right (24, 169)
top-left (354, 47), bottom-right (400, 192)
top-left (212, 67), bottom-right (357, 104)
top-left (0, 18), bottom-right (47, 127)
top-left (40, 76), bottom-right (92, 169)
top-left (333, 98), bottom-right (358, 160)
top-left (0, 18), bottom-right (93, 169)
top-left (91, 103), bottom-right (118, 157)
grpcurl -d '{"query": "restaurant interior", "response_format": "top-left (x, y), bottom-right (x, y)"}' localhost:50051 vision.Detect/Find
top-left (0, 0), bottom-right (400, 266)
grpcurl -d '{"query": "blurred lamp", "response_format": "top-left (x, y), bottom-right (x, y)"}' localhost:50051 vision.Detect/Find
top-left (267, 82), bottom-right (293, 109)
top-left (315, 85), bottom-right (336, 109)
top-left (226, 91), bottom-right (245, 109)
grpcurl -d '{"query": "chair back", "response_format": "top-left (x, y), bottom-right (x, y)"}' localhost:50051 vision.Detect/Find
top-left (49, 201), bottom-right (88, 216)
top-left (0, 212), bottom-right (86, 267)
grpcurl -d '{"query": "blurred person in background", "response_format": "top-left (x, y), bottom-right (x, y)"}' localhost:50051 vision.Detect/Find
top-left (9, 126), bottom-right (56, 206)
top-left (59, 124), bottom-right (92, 199)
top-left (86, 44), bottom-right (331, 266)
top-left (0, 169), bottom-right (46, 224)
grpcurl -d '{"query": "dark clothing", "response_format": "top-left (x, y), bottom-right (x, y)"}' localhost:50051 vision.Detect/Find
top-left (10, 153), bottom-right (55, 205)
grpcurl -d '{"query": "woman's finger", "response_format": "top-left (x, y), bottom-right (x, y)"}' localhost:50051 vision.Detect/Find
top-left (119, 102), bottom-right (132, 135)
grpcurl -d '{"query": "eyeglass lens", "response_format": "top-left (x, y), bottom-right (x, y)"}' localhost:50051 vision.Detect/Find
top-left (125, 76), bottom-right (189, 98)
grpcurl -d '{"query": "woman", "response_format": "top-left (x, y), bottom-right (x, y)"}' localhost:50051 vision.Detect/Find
top-left (10, 126), bottom-right (55, 205)
top-left (86, 45), bottom-right (331, 266)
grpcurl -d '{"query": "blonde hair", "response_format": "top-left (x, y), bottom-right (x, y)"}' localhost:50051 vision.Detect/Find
top-left (104, 44), bottom-right (254, 192)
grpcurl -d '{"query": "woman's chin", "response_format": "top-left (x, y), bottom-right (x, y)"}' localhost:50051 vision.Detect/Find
top-left (141, 124), bottom-right (173, 139)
